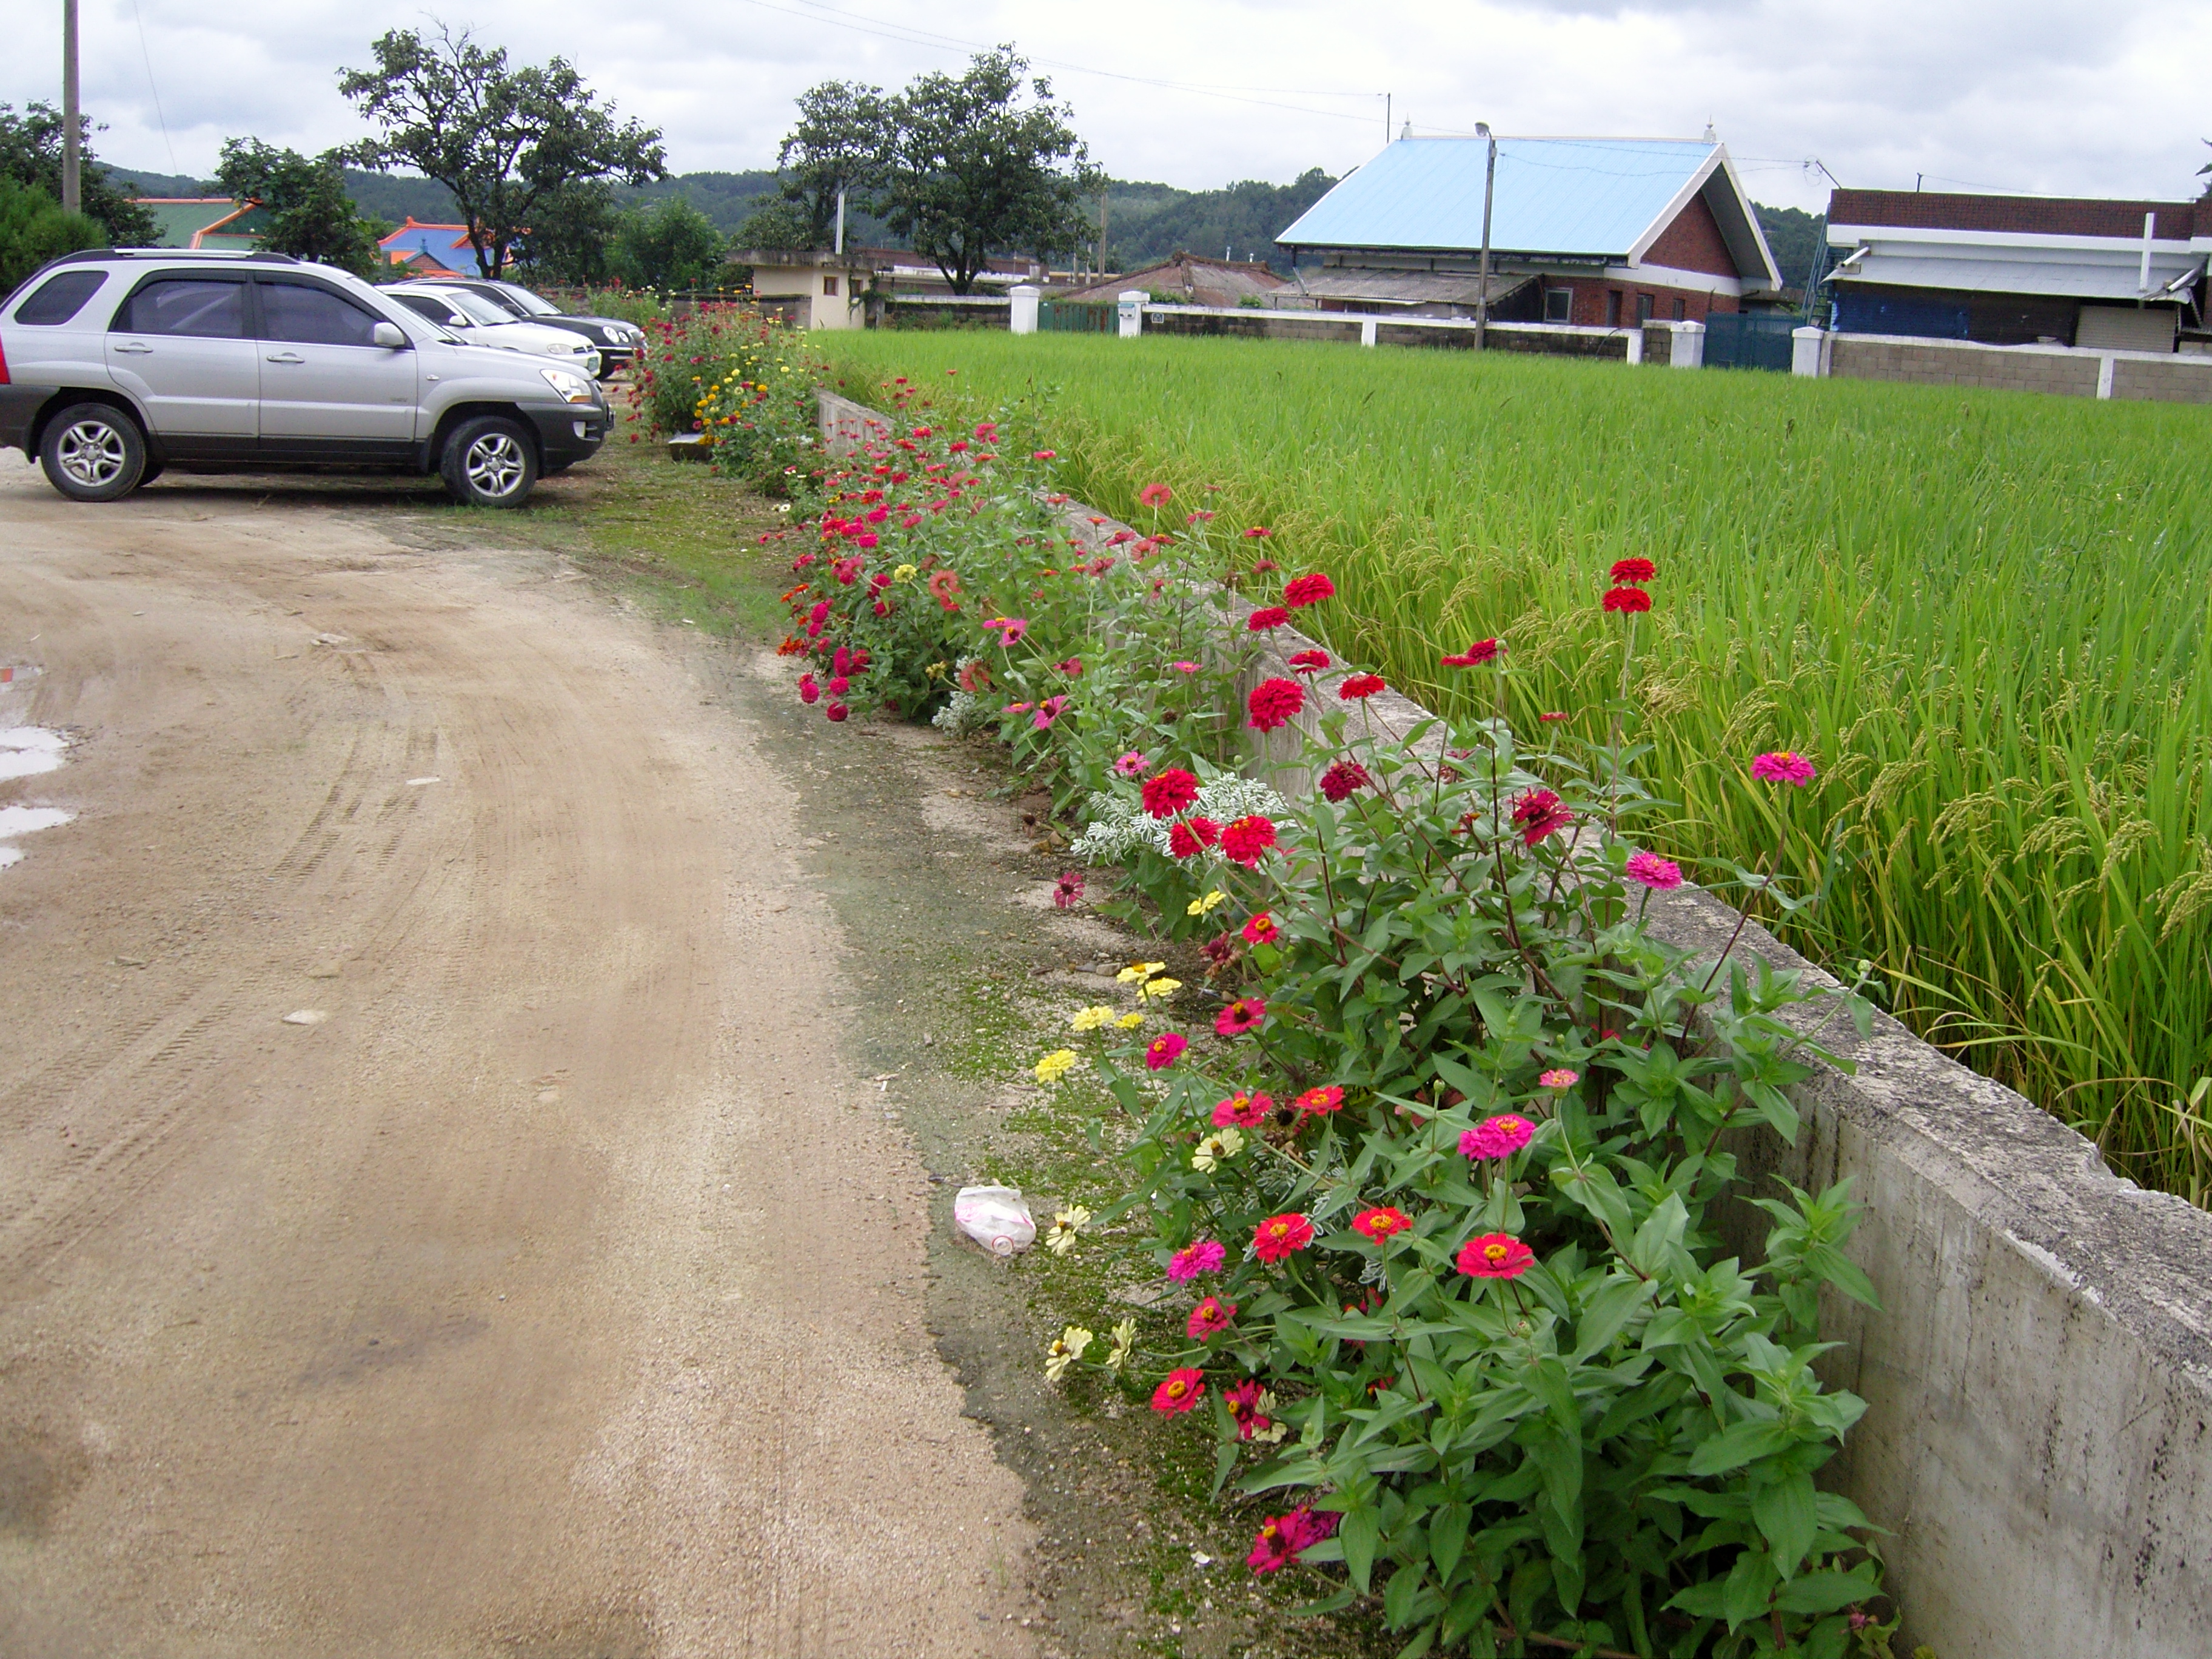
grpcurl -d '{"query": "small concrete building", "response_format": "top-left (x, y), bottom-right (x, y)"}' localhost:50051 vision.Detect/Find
top-left (1275, 135), bottom-right (1780, 324)
top-left (733, 250), bottom-right (890, 329)
top-left (136, 197), bottom-right (268, 250)
top-left (1823, 189), bottom-right (2211, 351)
top-left (1056, 252), bottom-right (1288, 308)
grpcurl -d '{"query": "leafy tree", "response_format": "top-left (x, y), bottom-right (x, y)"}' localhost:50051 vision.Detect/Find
top-left (214, 138), bottom-right (386, 275)
top-left (0, 101), bottom-right (156, 247)
top-left (878, 48), bottom-right (1099, 293)
top-left (731, 197), bottom-right (813, 251)
top-left (337, 24), bottom-right (667, 277)
top-left (518, 179), bottom-right (619, 283)
top-left (774, 80), bottom-right (891, 248)
top-left (611, 195), bottom-right (727, 290)
top-left (0, 176), bottom-right (103, 291)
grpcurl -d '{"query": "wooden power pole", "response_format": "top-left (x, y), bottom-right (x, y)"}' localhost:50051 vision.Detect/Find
top-left (62, 0), bottom-right (81, 216)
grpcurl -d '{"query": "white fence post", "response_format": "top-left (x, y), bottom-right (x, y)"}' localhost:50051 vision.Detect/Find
top-left (1359, 317), bottom-right (1378, 348)
top-left (1791, 326), bottom-right (1826, 377)
top-left (1118, 290), bottom-right (1147, 339)
top-left (2096, 355), bottom-right (2117, 400)
top-left (1624, 328), bottom-right (1643, 366)
top-left (1009, 283), bottom-right (1040, 335)
top-left (1670, 320), bottom-right (1705, 369)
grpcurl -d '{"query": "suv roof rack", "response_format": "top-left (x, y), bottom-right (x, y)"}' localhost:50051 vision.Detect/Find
top-left (50, 248), bottom-right (303, 266)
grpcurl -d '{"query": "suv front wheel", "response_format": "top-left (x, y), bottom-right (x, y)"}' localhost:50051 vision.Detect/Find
top-left (440, 415), bottom-right (538, 508)
top-left (40, 403), bottom-right (147, 502)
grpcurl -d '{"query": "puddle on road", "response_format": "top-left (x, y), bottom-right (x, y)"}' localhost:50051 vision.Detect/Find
top-left (0, 806), bottom-right (75, 870)
top-left (0, 728), bottom-right (65, 784)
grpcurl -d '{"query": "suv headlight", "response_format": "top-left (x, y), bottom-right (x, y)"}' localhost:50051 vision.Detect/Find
top-left (540, 367), bottom-right (594, 404)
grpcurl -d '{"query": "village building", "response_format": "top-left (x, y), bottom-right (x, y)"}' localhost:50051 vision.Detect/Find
top-left (135, 196), bottom-right (268, 250)
top-left (1273, 135), bottom-right (1780, 324)
top-left (1823, 189), bottom-right (2211, 352)
top-left (377, 219), bottom-right (487, 276)
top-left (1056, 252), bottom-right (1288, 308)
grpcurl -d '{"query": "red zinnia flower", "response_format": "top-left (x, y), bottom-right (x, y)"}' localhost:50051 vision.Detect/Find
top-left (1139, 482), bottom-right (1174, 508)
top-left (1252, 1212), bottom-right (1314, 1262)
top-left (1441, 639), bottom-right (1501, 668)
top-left (1456, 1233), bottom-right (1535, 1279)
top-left (825, 702), bottom-right (849, 723)
top-left (1248, 1506), bottom-right (1336, 1574)
top-left (1241, 911), bottom-right (1278, 945)
top-left (1146, 1032), bottom-right (1188, 1071)
top-left (1318, 759), bottom-right (1371, 802)
top-left (1287, 649), bottom-right (1330, 675)
top-left (1601, 586), bottom-right (1652, 614)
top-left (1168, 816), bottom-right (1221, 858)
top-left (1200, 933), bottom-right (1239, 968)
top-left (1751, 750), bottom-right (1819, 786)
top-left (1246, 606), bottom-right (1290, 632)
top-left (1352, 1206), bottom-right (1412, 1241)
top-left (1338, 674), bottom-right (1386, 700)
top-left (1219, 815), bottom-right (1278, 868)
top-left (797, 674), bottom-right (820, 705)
top-left (1244, 526), bottom-right (1271, 539)
top-left (1151, 1367), bottom-right (1207, 1413)
top-left (1186, 1296), bottom-right (1235, 1339)
top-left (1282, 572), bottom-right (1335, 608)
top-left (1224, 1378), bottom-right (1271, 1441)
top-left (1246, 677), bottom-right (1305, 732)
top-left (1609, 557), bottom-right (1657, 584)
top-left (1294, 1084), bottom-right (1343, 1116)
top-left (1213, 1091), bottom-right (1273, 1127)
top-left (1215, 997), bottom-right (1265, 1037)
top-left (1511, 788), bottom-right (1574, 846)
top-left (1142, 767), bottom-right (1201, 819)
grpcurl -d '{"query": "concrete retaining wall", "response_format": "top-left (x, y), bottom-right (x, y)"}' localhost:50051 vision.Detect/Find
top-left (1118, 303), bottom-right (1637, 361)
top-left (1823, 330), bottom-right (2212, 404)
top-left (811, 387), bottom-right (2212, 1658)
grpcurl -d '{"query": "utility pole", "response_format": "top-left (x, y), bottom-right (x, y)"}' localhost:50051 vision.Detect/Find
top-left (1473, 122), bottom-right (1497, 350)
top-left (1098, 186), bottom-right (1108, 276)
top-left (61, 0), bottom-right (81, 216)
top-left (834, 186), bottom-right (846, 255)
top-left (1385, 93), bottom-right (1391, 147)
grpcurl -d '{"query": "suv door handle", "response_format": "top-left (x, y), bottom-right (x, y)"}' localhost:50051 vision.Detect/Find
top-left (113, 340), bottom-right (153, 354)
top-left (264, 351), bottom-right (305, 364)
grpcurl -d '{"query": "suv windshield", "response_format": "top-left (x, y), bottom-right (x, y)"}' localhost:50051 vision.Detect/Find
top-left (415, 287), bottom-right (517, 327)
top-left (490, 282), bottom-right (565, 318)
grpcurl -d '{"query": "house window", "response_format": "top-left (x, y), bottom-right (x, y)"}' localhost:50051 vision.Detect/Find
top-left (1635, 293), bottom-right (1655, 325)
top-left (1544, 288), bottom-right (1572, 323)
top-left (1672, 297), bottom-right (1687, 322)
top-left (822, 275), bottom-right (840, 297)
top-left (1605, 290), bottom-right (1623, 327)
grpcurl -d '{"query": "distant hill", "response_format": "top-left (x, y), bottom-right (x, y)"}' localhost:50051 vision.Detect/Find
top-left (1752, 201), bottom-right (1825, 293)
top-left (110, 167), bottom-right (220, 199)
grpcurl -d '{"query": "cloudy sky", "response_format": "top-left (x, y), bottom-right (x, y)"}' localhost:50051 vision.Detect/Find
top-left (2, 0), bottom-right (2205, 212)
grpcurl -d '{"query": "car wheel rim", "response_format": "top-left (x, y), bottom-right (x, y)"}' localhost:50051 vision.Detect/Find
top-left (58, 421), bottom-right (128, 488)
top-left (464, 432), bottom-right (525, 497)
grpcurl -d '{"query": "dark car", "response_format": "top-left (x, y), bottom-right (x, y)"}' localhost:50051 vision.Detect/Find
top-left (426, 279), bottom-right (643, 377)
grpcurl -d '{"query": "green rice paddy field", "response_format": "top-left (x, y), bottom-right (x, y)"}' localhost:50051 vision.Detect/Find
top-left (817, 329), bottom-right (2212, 1205)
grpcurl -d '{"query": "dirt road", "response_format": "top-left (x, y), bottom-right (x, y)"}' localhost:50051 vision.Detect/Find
top-left (0, 454), bottom-right (1035, 1658)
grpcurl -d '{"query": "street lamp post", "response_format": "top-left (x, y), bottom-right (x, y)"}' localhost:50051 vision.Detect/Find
top-left (1473, 121), bottom-right (1496, 351)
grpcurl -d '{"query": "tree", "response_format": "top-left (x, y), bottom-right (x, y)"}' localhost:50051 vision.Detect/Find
top-left (518, 180), bottom-right (618, 284)
top-left (878, 49), bottom-right (1099, 294)
top-left (731, 197), bottom-right (813, 251)
top-left (215, 139), bottom-right (386, 275)
top-left (0, 101), bottom-right (156, 247)
top-left (775, 81), bottom-right (890, 248)
top-left (611, 195), bottom-right (726, 290)
top-left (0, 176), bottom-right (103, 291)
top-left (337, 24), bottom-right (667, 277)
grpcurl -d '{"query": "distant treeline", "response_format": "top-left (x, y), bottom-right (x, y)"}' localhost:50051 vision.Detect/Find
top-left (112, 163), bottom-right (1825, 288)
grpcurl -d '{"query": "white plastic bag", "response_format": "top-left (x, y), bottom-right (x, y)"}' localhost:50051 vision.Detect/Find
top-left (953, 1185), bottom-right (1036, 1255)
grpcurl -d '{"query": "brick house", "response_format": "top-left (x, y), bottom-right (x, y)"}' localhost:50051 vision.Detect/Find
top-left (1273, 136), bottom-right (1780, 324)
top-left (1823, 189), bottom-right (2211, 351)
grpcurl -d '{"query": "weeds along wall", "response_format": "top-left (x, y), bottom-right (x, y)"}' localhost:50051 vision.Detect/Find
top-left (817, 384), bottom-right (2212, 1659)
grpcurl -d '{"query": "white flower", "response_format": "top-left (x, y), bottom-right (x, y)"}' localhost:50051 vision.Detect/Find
top-left (1045, 1207), bottom-right (1091, 1255)
top-left (1044, 1325), bottom-right (1093, 1382)
top-left (1191, 1128), bottom-right (1245, 1171)
top-left (1103, 1317), bottom-right (1136, 1372)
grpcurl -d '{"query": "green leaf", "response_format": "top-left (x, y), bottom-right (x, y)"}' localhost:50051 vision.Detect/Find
top-left (1687, 1416), bottom-right (1796, 1476)
top-left (1429, 1500), bottom-right (1472, 1584)
top-left (1751, 1470), bottom-right (1818, 1577)
top-left (1572, 1276), bottom-right (1652, 1363)
top-left (1384, 1560), bottom-right (1426, 1629)
top-left (1287, 1587), bottom-right (1356, 1617)
top-left (1342, 1506), bottom-right (1382, 1594)
top-left (1718, 1548), bottom-right (1780, 1631)
top-left (1773, 1563), bottom-right (1878, 1615)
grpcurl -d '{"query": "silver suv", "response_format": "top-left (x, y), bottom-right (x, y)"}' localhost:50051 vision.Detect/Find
top-left (0, 249), bottom-right (608, 507)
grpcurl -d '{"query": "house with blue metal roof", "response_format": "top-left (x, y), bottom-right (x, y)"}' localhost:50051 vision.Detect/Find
top-left (377, 218), bottom-right (489, 275)
top-left (1275, 136), bottom-right (1780, 327)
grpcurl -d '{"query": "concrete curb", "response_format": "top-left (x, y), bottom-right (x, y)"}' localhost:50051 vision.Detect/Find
top-left (813, 386), bottom-right (2212, 1657)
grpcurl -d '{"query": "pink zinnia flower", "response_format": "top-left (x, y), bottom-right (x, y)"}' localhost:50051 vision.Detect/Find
top-left (1752, 750), bottom-right (1818, 786)
top-left (1241, 911), bottom-right (1278, 945)
top-left (1151, 1367), bottom-right (1206, 1414)
top-left (1246, 677), bottom-right (1305, 732)
top-left (1352, 1206), bottom-right (1412, 1241)
top-left (1457, 1233), bottom-right (1535, 1279)
top-left (1142, 768), bottom-right (1200, 819)
top-left (825, 702), bottom-right (849, 723)
top-left (1538, 1068), bottom-right (1579, 1090)
top-left (1287, 648), bottom-right (1330, 675)
top-left (1338, 674), bottom-right (1386, 700)
top-left (1441, 639), bottom-right (1501, 668)
top-left (1282, 572), bottom-right (1335, 608)
top-left (828, 675), bottom-right (850, 697)
top-left (1626, 851), bottom-right (1683, 889)
top-left (1248, 1507), bottom-right (1336, 1574)
top-left (1168, 1238), bottom-right (1227, 1281)
top-left (1213, 1091), bottom-right (1273, 1127)
top-left (1511, 788), bottom-right (1573, 846)
top-left (1224, 1378), bottom-right (1273, 1441)
top-left (1252, 1213), bottom-right (1313, 1262)
top-left (986, 615), bottom-right (1030, 645)
top-left (1294, 1084), bottom-right (1344, 1117)
top-left (797, 674), bottom-right (820, 705)
top-left (1246, 606), bottom-right (1290, 632)
top-left (1146, 1032), bottom-right (1188, 1071)
top-left (1215, 997), bottom-right (1265, 1037)
top-left (1186, 1296), bottom-right (1236, 1339)
top-left (1219, 815), bottom-right (1278, 868)
top-left (1053, 870), bottom-right (1084, 909)
top-left (1460, 1113), bottom-right (1535, 1160)
top-left (1139, 482), bottom-right (1174, 508)
top-left (1244, 526), bottom-right (1271, 539)
top-left (1318, 759), bottom-right (1371, 802)
top-left (1032, 695), bottom-right (1069, 729)
top-left (1540, 710), bottom-right (1570, 723)
top-left (1113, 749), bottom-right (1148, 777)
top-left (1172, 660), bottom-right (1202, 674)
top-left (1032, 449), bottom-right (1056, 460)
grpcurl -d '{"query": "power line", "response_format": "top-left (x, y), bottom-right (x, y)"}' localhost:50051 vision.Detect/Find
top-left (127, 0), bottom-right (178, 174)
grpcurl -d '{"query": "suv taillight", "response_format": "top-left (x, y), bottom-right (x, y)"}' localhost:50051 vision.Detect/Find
top-left (0, 338), bottom-right (10, 386)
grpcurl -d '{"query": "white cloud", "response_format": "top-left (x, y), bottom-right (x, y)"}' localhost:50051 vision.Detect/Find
top-left (1, 0), bottom-right (2205, 215)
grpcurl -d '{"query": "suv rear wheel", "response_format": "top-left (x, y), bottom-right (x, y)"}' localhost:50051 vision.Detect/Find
top-left (40, 403), bottom-right (147, 502)
top-left (440, 415), bottom-right (538, 508)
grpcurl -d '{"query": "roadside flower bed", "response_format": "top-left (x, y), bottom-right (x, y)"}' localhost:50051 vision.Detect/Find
top-left (777, 386), bottom-right (1902, 1658)
top-left (628, 304), bottom-right (820, 491)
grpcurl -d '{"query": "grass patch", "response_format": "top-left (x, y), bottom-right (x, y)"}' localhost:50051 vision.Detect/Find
top-left (814, 329), bottom-right (2212, 1205)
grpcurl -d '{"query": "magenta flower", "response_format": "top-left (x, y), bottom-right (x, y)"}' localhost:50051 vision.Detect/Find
top-left (1168, 1238), bottom-right (1227, 1281)
top-left (1752, 750), bottom-right (1818, 786)
top-left (1460, 1113), bottom-right (1535, 1160)
top-left (985, 616), bottom-right (1030, 646)
top-left (1626, 851), bottom-right (1683, 889)
top-left (1033, 695), bottom-right (1070, 730)
top-left (1146, 1032), bottom-right (1189, 1071)
top-left (1172, 661), bottom-right (1202, 675)
top-left (1053, 870), bottom-right (1085, 909)
top-left (1113, 749), bottom-right (1149, 777)
top-left (1538, 1068), bottom-right (1579, 1090)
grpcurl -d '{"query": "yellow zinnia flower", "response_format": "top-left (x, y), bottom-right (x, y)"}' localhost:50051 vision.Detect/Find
top-left (1138, 976), bottom-right (1181, 1001)
top-left (1187, 890), bottom-right (1228, 917)
top-left (1069, 1005), bottom-right (1115, 1032)
top-left (1034, 1048), bottom-right (1081, 1084)
top-left (1116, 961), bottom-right (1167, 985)
top-left (1115, 1012), bottom-right (1145, 1030)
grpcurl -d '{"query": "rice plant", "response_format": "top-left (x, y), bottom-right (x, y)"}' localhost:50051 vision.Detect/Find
top-left (816, 330), bottom-right (2212, 1204)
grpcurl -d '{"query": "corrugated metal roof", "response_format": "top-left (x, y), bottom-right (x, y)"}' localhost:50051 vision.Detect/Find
top-left (1295, 269), bottom-right (1530, 306)
top-left (1277, 138), bottom-right (1718, 257)
top-left (1837, 248), bottom-right (2204, 302)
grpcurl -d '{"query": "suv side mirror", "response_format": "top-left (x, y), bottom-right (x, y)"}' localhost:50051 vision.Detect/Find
top-left (372, 320), bottom-right (407, 349)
